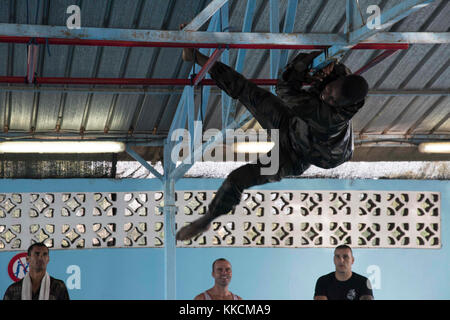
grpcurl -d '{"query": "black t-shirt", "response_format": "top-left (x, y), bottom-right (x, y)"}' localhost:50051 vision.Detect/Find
top-left (314, 272), bottom-right (373, 300)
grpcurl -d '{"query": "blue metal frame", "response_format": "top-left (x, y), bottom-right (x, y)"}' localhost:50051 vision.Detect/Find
top-left (223, 0), bottom-right (256, 129)
top-left (2, 24), bottom-right (448, 47)
top-left (270, 0), bottom-right (280, 92)
top-left (220, 2), bottom-right (232, 130)
top-left (161, 3), bottom-right (233, 300)
top-left (125, 145), bottom-right (163, 181)
top-left (350, 0), bottom-right (435, 42)
top-left (278, 0), bottom-right (299, 70)
top-left (344, 0), bottom-right (364, 38)
top-left (312, 0), bottom-right (435, 69)
top-left (270, 0), bottom-right (299, 92)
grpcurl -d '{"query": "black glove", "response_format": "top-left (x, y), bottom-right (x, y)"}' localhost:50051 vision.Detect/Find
top-left (282, 51), bottom-right (323, 83)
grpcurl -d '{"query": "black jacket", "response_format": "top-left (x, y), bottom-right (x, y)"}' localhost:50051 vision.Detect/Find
top-left (209, 52), bottom-right (365, 170)
top-left (276, 52), bottom-right (365, 169)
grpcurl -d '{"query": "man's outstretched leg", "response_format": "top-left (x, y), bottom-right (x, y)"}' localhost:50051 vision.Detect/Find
top-left (176, 154), bottom-right (309, 241)
top-left (176, 162), bottom-right (278, 241)
top-left (176, 42), bottom-right (309, 240)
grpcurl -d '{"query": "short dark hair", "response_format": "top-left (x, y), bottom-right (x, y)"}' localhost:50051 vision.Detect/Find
top-left (212, 258), bottom-right (229, 271)
top-left (335, 244), bottom-right (353, 254)
top-left (340, 74), bottom-right (369, 104)
top-left (27, 242), bottom-right (49, 256)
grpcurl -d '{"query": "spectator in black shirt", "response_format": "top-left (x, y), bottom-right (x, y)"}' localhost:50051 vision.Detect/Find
top-left (314, 245), bottom-right (373, 300)
top-left (3, 243), bottom-right (70, 300)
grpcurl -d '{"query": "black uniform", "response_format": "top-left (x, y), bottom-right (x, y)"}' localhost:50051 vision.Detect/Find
top-left (314, 272), bottom-right (373, 300)
top-left (206, 52), bottom-right (365, 218)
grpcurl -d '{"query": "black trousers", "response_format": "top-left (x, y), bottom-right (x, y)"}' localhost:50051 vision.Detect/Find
top-left (207, 62), bottom-right (310, 218)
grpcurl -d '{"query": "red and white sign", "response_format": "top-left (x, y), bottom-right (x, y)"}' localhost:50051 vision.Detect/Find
top-left (7, 252), bottom-right (29, 282)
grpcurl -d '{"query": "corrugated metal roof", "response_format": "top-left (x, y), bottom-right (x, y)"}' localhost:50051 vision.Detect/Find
top-left (0, 0), bottom-right (448, 169)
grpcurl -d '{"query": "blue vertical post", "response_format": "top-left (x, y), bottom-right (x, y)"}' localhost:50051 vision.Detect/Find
top-left (162, 60), bottom-right (190, 301)
top-left (230, 0), bottom-right (256, 125)
top-left (220, 2), bottom-right (232, 130)
top-left (344, 0), bottom-right (364, 37)
top-left (269, 0), bottom-right (280, 94)
top-left (162, 88), bottom-right (189, 300)
top-left (278, 0), bottom-right (299, 69)
top-left (170, 1), bottom-right (257, 181)
top-left (186, 85), bottom-right (195, 162)
top-left (196, 12), bottom-right (220, 124)
top-left (161, 9), bottom-right (225, 300)
top-left (163, 141), bottom-right (177, 300)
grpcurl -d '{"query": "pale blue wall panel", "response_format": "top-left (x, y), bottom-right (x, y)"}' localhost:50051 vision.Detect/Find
top-left (0, 178), bottom-right (448, 300)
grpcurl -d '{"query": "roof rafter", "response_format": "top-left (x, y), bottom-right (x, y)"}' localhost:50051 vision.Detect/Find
top-left (0, 24), bottom-right (448, 47)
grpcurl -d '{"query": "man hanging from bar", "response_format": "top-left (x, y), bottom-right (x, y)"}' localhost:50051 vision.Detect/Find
top-left (176, 41), bottom-right (369, 241)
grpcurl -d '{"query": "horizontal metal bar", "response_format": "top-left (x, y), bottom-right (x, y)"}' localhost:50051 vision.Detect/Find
top-left (0, 76), bottom-right (279, 86)
top-left (0, 24), bottom-right (344, 46)
top-left (0, 86), bottom-right (448, 96)
top-left (368, 90), bottom-right (450, 96)
top-left (0, 132), bottom-right (166, 140)
top-left (369, 32), bottom-right (448, 44)
top-left (355, 141), bottom-right (418, 147)
top-left (0, 76), bottom-right (25, 83)
top-left (351, 43), bottom-right (409, 50)
top-left (0, 23), bottom-right (447, 45)
top-left (125, 140), bottom-right (164, 147)
top-left (356, 134), bottom-right (450, 141)
top-left (0, 36), bottom-right (414, 50)
top-left (0, 137), bottom-right (164, 146)
top-left (0, 134), bottom-right (447, 147)
top-left (0, 36), bottom-right (330, 49)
